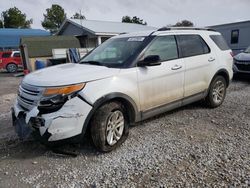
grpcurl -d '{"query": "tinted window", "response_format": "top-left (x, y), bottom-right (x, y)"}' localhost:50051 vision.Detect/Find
top-left (210, 35), bottom-right (230, 51)
top-left (231, 30), bottom-right (239, 44)
top-left (144, 35), bottom-right (178, 61)
top-left (177, 35), bottom-right (210, 58)
top-left (2, 53), bottom-right (11, 58)
top-left (13, 52), bottom-right (20, 57)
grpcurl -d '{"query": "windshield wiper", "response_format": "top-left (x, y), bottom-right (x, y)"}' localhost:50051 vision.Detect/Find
top-left (80, 61), bottom-right (103, 66)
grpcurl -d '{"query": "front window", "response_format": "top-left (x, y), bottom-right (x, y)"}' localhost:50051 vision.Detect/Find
top-left (80, 37), bottom-right (146, 68)
top-left (143, 35), bottom-right (178, 61)
top-left (2, 52), bottom-right (11, 58)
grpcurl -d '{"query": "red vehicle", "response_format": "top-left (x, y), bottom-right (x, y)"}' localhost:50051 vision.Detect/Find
top-left (0, 51), bottom-right (22, 73)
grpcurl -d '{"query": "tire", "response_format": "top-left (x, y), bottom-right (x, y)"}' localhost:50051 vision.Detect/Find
top-left (90, 101), bottom-right (129, 152)
top-left (205, 76), bottom-right (227, 108)
top-left (6, 63), bottom-right (18, 73)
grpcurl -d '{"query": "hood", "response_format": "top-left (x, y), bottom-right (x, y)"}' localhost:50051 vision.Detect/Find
top-left (23, 63), bottom-right (120, 87)
top-left (234, 52), bottom-right (250, 61)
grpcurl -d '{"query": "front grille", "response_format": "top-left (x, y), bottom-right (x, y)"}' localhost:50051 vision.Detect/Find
top-left (235, 62), bottom-right (250, 72)
top-left (17, 82), bottom-right (44, 111)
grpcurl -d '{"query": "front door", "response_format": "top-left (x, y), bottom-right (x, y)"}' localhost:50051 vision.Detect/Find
top-left (137, 35), bottom-right (184, 113)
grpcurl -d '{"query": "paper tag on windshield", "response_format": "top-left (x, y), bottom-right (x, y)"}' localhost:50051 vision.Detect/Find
top-left (128, 37), bottom-right (145, 42)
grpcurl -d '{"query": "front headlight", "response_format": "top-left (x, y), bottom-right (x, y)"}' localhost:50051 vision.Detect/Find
top-left (38, 83), bottom-right (85, 114)
top-left (43, 83), bottom-right (85, 97)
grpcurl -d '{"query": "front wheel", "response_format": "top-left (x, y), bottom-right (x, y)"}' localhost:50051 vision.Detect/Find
top-left (205, 76), bottom-right (227, 108)
top-left (90, 102), bottom-right (129, 152)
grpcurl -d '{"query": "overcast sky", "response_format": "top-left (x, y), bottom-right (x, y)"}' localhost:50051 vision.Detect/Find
top-left (0, 0), bottom-right (249, 29)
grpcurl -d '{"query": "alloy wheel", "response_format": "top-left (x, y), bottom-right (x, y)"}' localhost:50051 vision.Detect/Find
top-left (106, 110), bottom-right (124, 146)
top-left (212, 80), bottom-right (225, 104)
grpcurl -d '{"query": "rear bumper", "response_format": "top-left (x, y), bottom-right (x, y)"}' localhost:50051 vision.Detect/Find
top-left (12, 97), bottom-right (92, 142)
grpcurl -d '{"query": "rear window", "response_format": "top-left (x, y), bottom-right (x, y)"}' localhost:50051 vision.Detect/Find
top-left (1, 53), bottom-right (11, 58)
top-left (210, 35), bottom-right (230, 51)
top-left (176, 35), bottom-right (210, 58)
top-left (13, 52), bottom-right (20, 57)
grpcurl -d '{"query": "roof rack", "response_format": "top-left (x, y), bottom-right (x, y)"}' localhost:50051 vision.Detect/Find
top-left (157, 27), bottom-right (215, 31)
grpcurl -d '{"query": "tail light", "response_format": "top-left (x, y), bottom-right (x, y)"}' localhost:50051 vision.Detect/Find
top-left (23, 69), bottom-right (30, 75)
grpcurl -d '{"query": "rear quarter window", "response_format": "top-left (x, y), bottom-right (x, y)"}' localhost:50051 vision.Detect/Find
top-left (210, 35), bottom-right (230, 51)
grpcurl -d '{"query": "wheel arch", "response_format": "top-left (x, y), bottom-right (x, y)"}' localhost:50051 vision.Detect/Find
top-left (81, 92), bottom-right (140, 136)
top-left (211, 69), bottom-right (230, 87)
top-left (6, 62), bottom-right (18, 69)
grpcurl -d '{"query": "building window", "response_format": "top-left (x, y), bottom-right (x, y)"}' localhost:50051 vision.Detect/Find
top-left (231, 30), bottom-right (239, 44)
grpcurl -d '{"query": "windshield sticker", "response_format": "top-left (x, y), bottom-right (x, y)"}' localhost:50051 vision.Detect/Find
top-left (128, 37), bottom-right (145, 42)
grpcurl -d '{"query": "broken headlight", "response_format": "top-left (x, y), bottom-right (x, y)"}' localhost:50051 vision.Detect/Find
top-left (38, 83), bottom-right (85, 114)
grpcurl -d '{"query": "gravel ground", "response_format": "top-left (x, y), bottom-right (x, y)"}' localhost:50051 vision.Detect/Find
top-left (0, 72), bottom-right (249, 187)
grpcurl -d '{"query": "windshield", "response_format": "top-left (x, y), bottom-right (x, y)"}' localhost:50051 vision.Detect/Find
top-left (244, 46), bottom-right (250, 53)
top-left (80, 37), bottom-right (146, 68)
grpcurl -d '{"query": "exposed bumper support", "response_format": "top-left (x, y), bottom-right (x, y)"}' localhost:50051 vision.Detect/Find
top-left (13, 97), bottom-right (92, 142)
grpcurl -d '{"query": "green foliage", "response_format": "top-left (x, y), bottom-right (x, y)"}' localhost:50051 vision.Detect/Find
top-left (71, 12), bottom-right (85, 19)
top-left (0, 20), bottom-right (3, 28)
top-left (42, 4), bottom-right (66, 34)
top-left (122, 16), bottom-right (147, 25)
top-left (1, 7), bottom-right (32, 28)
top-left (173, 20), bottom-right (194, 27)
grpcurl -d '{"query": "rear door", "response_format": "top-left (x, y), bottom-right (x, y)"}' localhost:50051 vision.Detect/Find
top-left (137, 35), bottom-right (184, 112)
top-left (176, 34), bottom-right (217, 97)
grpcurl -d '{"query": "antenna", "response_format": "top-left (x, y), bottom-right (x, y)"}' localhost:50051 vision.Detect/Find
top-left (79, 9), bottom-right (83, 26)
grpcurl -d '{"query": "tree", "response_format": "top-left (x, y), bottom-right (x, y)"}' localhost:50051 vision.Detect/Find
top-left (122, 16), bottom-right (147, 25)
top-left (42, 4), bottom-right (66, 34)
top-left (71, 12), bottom-right (85, 19)
top-left (0, 20), bottom-right (3, 28)
top-left (173, 20), bottom-right (194, 27)
top-left (1, 7), bottom-right (32, 28)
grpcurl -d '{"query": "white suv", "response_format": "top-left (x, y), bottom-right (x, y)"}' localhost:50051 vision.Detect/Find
top-left (12, 28), bottom-right (233, 152)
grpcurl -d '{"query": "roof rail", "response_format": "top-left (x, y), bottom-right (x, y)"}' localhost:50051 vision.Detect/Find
top-left (157, 27), bottom-right (216, 31)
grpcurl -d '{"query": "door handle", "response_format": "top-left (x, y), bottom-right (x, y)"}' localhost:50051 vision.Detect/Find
top-left (208, 57), bottom-right (215, 62)
top-left (171, 64), bottom-right (182, 70)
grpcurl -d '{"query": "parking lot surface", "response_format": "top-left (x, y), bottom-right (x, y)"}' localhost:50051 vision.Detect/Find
top-left (0, 71), bottom-right (249, 187)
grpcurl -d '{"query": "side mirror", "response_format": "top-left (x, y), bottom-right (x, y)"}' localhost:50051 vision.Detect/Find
top-left (137, 55), bottom-right (161, 67)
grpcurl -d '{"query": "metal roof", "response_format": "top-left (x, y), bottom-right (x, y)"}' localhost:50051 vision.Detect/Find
top-left (0, 29), bottom-right (49, 48)
top-left (58, 19), bottom-right (157, 35)
top-left (208, 20), bottom-right (250, 28)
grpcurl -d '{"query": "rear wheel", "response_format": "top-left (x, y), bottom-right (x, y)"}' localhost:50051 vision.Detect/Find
top-left (205, 76), bottom-right (227, 108)
top-left (6, 63), bottom-right (18, 73)
top-left (90, 102), bottom-right (129, 152)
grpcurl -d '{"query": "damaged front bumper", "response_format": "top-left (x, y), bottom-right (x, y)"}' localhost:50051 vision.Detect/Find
top-left (12, 96), bottom-right (92, 142)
